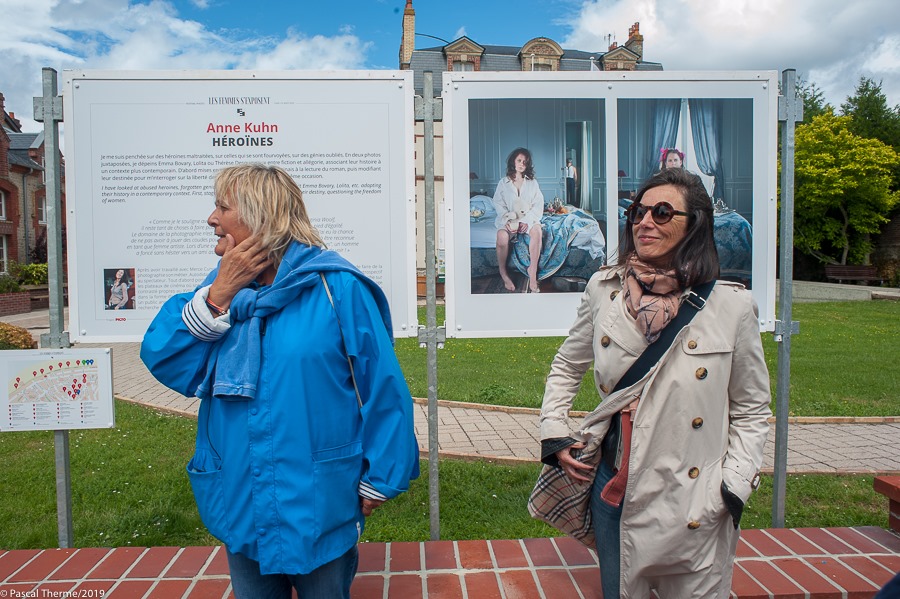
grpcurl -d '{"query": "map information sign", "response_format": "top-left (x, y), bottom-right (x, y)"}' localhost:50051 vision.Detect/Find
top-left (0, 349), bottom-right (114, 432)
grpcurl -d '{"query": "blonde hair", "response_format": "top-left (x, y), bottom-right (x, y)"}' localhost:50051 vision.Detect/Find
top-left (213, 163), bottom-right (324, 266)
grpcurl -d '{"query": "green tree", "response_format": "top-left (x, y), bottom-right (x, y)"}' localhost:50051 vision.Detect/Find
top-left (798, 79), bottom-right (831, 122)
top-left (841, 77), bottom-right (900, 149)
top-left (840, 77), bottom-right (900, 189)
top-left (794, 113), bottom-right (900, 265)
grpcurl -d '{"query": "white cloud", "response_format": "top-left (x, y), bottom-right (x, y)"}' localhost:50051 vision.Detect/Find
top-left (238, 34), bottom-right (371, 71)
top-left (1, 0), bottom-right (370, 132)
top-left (563, 0), bottom-right (900, 107)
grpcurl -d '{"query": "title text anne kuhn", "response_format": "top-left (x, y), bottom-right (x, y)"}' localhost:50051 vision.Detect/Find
top-left (0, 589), bottom-right (105, 598)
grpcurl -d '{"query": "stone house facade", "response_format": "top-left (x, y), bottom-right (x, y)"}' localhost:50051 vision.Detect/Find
top-left (0, 92), bottom-right (67, 273)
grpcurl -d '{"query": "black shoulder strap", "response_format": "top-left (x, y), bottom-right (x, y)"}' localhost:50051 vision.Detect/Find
top-left (613, 280), bottom-right (715, 392)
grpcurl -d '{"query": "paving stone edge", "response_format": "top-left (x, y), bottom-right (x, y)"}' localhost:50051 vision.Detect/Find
top-left (114, 393), bottom-right (900, 425)
top-left (410, 397), bottom-right (900, 424)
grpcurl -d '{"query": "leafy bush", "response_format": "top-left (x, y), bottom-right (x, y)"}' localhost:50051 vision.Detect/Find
top-left (0, 322), bottom-right (35, 349)
top-left (0, 274), bottom-right (22, 294)
top-left (9, 262), bottom-right (48, 286)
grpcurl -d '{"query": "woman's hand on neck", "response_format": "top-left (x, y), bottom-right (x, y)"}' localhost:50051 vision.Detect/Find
top-left (208, 234), bottom-right (274, 309)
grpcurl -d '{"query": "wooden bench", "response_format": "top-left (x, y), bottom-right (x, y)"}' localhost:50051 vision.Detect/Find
top-left (874, 475), bottom-right (900, 534)
top-left (824, 264), bottom-right (884, 285)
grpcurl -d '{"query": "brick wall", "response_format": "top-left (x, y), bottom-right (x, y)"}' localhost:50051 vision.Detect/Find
top-left (0, 291), bottom-right (32, 316)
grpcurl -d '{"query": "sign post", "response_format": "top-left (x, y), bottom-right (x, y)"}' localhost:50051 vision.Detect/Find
top-left (416, 72), bottom-right (445, 540)
top-left (772, 68), bottom-right (803, 527)
top-left (33, 67), bottom-right (75, 548)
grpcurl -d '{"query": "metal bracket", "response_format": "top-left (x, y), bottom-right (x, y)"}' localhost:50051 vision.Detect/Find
top-left (414, 96), bottom-right (443, 122)
top-left (33, 96), bottom-right (64, 122)
top-left (778, 94), bottom-right (804, 124)
top-left (40, 331), bottom-right (72, 348)
top-left (417, 325), bottom-right (446, 349)
top-left (773, 319), bottom-right (799, 343)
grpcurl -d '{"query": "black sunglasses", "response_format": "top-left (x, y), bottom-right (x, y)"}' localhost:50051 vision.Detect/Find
top-left (626, 201), bottom-right (689, 225)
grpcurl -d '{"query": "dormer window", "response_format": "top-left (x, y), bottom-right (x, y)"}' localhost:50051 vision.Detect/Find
top-left (444, 38), bottom-right (484, 73)
top-left (520, 38), bottom-right (563, 72)
top-left (452, 60), bottom-right (475, 72)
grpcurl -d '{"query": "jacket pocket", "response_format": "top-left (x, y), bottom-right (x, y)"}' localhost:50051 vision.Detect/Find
top-left (186, 449), bottom-right (232, 546)
top-left (702, 458), bottom-right (728, 521)
top-left (312, 441), bottom-right (364, 544)
top-left (721, 481), bottom-right (744, 529)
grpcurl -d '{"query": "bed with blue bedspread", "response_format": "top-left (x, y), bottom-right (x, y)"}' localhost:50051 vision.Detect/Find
top-left (609, 198), bottom-right (753, 285)
top-left (469, 195), bottom-right (606, 284)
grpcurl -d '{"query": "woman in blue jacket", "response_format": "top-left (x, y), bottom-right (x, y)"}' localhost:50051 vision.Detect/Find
top-left (141, 163), bottom-right (420, 598)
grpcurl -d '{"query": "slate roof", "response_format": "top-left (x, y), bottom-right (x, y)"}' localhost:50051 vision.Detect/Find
top-left (410, 44), bottom-right (662, 94)
top-left (7, 132), bottom-right (44, 170)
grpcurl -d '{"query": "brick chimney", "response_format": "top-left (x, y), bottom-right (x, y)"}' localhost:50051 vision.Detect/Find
top-left (399, 0), bottom-right (416, 70)
top-left (624, 22), bottom-right (643, 60)
top-left (0, 93), bottom-right (10, 178)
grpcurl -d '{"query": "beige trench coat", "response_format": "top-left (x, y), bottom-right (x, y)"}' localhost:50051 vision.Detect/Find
top-left (540, 267), bottom-right (771, 598)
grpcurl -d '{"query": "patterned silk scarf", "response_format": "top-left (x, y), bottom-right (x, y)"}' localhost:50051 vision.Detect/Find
top-left (622, 258), bottom-right (683, 343)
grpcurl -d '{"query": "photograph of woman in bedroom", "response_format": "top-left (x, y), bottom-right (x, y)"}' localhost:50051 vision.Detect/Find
top-left (467, 98), bottom-right (608, 295)
top-left (617, 98), bottom-right (754, 288)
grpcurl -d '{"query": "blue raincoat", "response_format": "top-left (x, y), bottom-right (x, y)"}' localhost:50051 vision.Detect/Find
top-left (141, 242), bottom-right (420, 575)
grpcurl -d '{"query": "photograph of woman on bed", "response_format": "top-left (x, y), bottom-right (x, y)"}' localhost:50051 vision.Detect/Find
top-left (493, 147), bottom-right (544, 293)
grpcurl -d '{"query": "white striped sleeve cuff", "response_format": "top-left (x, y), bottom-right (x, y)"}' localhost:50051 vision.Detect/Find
top-left (358, 480), bottom-right (388, 502)
top-left (182, 285), bottom-right (231, 342)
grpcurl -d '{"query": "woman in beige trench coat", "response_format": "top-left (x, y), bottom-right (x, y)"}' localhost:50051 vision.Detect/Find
top-left (540, 168), bottom-right (771, 598)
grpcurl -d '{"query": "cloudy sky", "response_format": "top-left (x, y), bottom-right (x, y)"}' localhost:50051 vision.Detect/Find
top-left (3, 0), bottom-right (898, 132)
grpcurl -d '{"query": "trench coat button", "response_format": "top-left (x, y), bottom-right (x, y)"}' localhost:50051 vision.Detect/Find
top-left (258, 528), bottom-right (267, 536)
top-left (601, 335), bottom-right (611, 347)
top-left (250, 408), bottom-right (259, 416)
top-left (695, 367), bottom-right (708, 380)
top-left (253, 468), bottom-right (261, 477)
top-left (610, 290), bottom-right (620, 300)
top-left (600, 384), bottom-right (609, 394)
top-left (692, 417), bottom-right (704, 429)
top-left (688, 467), bottom-right (700, 479)
top-left (687, 340), bottom-right (698, 350)
top-left (687, 520), bottom-right (701, 530)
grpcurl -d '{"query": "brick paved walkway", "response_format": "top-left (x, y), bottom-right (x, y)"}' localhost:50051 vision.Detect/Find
top-left (1, 527), bottom-right (899, 598)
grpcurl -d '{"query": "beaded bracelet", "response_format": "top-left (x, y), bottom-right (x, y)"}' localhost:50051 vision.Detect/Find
top-left (205, 297), bottom-right (228, 317)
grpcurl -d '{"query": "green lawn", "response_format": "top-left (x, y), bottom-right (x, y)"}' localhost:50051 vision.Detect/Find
top-left (0, 402), bottom-right (214, 549)
top-left (0, 401), bottom-right (889, 550)
top-left (396, 301), bottom-right (900, 416)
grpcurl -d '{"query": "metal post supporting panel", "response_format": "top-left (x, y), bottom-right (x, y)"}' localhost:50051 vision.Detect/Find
top-left (415, 71), bottom-right (445, 540)
top-left (772, 69), bottom-right (802, 528)
top-left (33, 67), bottom-right (74, 547)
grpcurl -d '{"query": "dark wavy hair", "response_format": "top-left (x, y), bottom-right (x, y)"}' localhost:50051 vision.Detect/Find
top-left (505, 147), bottom-right (535, 180)
top-left (620, 168), bottom-right (719, 287)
